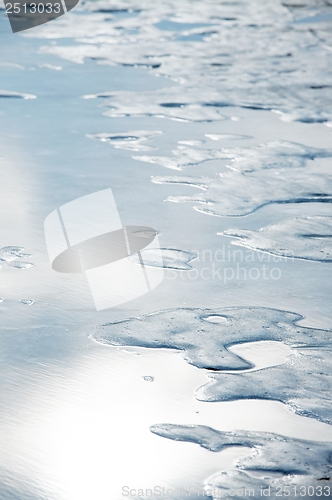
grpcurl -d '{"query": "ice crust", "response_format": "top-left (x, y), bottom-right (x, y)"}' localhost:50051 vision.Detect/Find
top-left (150, 424), bottom-right (332, 499)
top-left (222, 216), bottom-right (332, 261)
top-left (25, 0), bottom-right (332, 123)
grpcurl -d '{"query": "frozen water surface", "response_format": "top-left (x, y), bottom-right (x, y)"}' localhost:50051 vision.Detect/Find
top-left (1, 0), bottom-right (332, 497)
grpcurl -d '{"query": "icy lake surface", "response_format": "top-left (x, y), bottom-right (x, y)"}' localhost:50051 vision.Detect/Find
top-left (1, 0), bottom-right (332, 499)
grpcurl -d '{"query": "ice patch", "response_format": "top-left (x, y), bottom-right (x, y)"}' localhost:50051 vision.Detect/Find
top-left (197, 347), bottom-right (332, 424)
top-left (205, 134), bottom-right (253, 141)
top-left (150, 424), bottom-right (332, 499)
top-left (98, 89), bottom-right (228, 122)
top-left (129, 248), bottom-right (197, 270)
top-left (222, 216), bottom-right (332, 261)
top-left (28, 0), bottom-right (332, 123)
top-left (19, 299), bottom-right (34, 306)
top-left (87, 130), bottom-right (163, 151)
top-left (8, 261), bottom-right (34, 269)
top-left (0, 247), bottom-right (34, 271)
top-left (91, 307), bottom-right (332, 372)
top-left (153, 168), bottom-right (332, 217)
top-left (144, 140), bottom-right (331, 171)
top-left (0, 91), bottom-right (36, 99)
top-left (38, 63), bottom-right (62, 70)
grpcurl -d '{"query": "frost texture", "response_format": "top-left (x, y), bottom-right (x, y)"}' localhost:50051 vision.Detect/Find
top-left (26, 0), bottom-right (332, 123)
top-left (129, 248), bottom-right (197, 270)
top-left (150, 424), bottom-right (332, 499)
top-left (87, 130), bottom-right (162, 151)
top-left (222, 216), bottom-right (332, 262)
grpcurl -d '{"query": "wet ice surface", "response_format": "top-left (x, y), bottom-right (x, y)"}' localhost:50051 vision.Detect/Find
top-left (1, 0), bottom-right (332, 498)
top-left (223, 216), bottom-right (332, 261)
top-left (129, 248), bottom-right (197, 270)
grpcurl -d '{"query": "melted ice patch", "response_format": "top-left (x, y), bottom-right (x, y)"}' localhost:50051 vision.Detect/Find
top-left (216, 140), bottom-right (332, 172)
top-left (19, 299), bottom-right (34, 306)
top-left (153, 168), bottom-right (332, 217)
top-left (134, 143), bottom-right (228, 170)
top-left (87, 130), bottom-right (163, 151)
top-left (205, 134), bottom-right (253, 141)
top-left (0, 247), bottom-right (34, 270)
top-left (150, 424), bottom-right (332, 499)
top-left (0, 91), bottom-right (36, 99)
top-left (222, 216), bottom-right (332, 261)
top-left (100, 89), bottom-right (228, 122)
top-left (129, 248), bottom-right (197, 270)
top-left (91, 307), bottom-right (332, 372)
